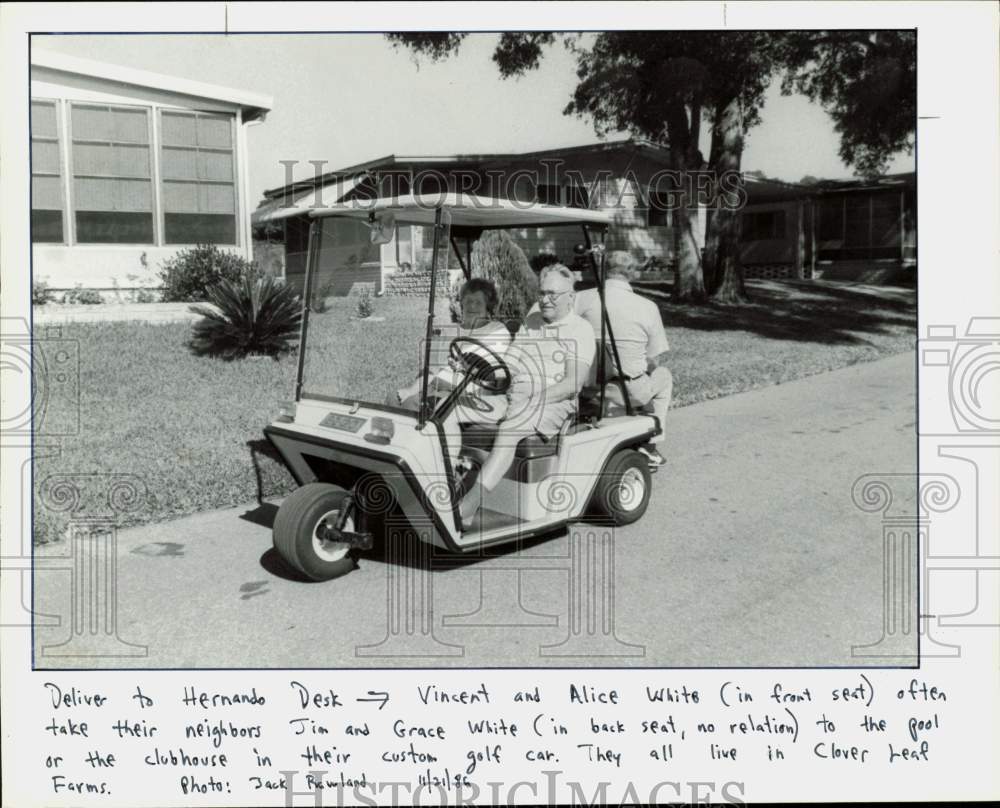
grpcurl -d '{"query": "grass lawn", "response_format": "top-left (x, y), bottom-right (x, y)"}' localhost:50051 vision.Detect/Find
top-left (33, 280), bottom-right (915, 543)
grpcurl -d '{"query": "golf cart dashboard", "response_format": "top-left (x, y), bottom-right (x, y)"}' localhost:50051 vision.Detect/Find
top-left (318, 412), bottom-right (366, 433)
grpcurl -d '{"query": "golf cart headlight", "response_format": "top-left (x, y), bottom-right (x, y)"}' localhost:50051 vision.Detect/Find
top-left (276, 401), bottom-right (297, 423)
top-left (365, 416), bottom-right (394, 444)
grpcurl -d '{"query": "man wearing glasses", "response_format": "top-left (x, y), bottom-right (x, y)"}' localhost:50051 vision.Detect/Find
top-left (458, 263), bottom-right (595, 528)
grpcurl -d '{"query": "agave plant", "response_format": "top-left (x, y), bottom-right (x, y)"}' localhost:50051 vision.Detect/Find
top-left (189, 275), bottom-right (302, 360)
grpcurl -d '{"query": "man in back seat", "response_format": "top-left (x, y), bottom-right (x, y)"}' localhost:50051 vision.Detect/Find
top-left (575, 250), bottom-right (672, 469)
top-left (458, 264), bottom-right (595, 529)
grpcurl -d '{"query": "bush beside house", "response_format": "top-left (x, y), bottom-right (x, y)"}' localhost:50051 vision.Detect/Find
top-left (159, 244), bottom-right (260, 302)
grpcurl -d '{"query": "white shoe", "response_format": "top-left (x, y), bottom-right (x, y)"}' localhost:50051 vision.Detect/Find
top-left (638, 444), bottom-right (666, 469)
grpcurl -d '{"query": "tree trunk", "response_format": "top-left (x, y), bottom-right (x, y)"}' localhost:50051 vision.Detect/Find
top-left (708, 96), bottom-right (749, 304)
top-left (702, 207), bottom-right (718, 290)
top-left (702, 122), bottom-right (723, 291)
top-left (666, 114), bottom-right (706, 304)
top-left (672, 205), bottom-right (706, 301)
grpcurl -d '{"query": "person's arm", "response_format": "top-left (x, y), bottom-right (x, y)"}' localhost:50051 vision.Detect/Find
top-left (644, 300), bottom-right (670, 373)
top-left (546, 320), bottom-right (596, 401)
top-left (546, 357), bottom-right (592, 402)
top-left (646, 351), bottom-right (668, 374)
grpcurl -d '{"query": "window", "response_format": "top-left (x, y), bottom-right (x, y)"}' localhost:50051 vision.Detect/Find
top-left (70, 103), bottom-right (153, 243)
top-left (818, 197), bottom-right (844, 242)
top-left (742, 210), bottom-right (786, 241)
top-left (31, 100), bottom-right (64, 243)
top-left (160, 110), bottom-right (236, 244)
top-left (647, 192), bottom-right (672, 227)
top-left (817, 192), bottom-right (902, 260)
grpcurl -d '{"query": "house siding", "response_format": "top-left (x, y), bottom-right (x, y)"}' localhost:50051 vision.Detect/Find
top-left (30, 64), bottom-right (265, 292)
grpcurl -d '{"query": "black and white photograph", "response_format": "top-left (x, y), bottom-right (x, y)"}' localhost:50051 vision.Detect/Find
top-left (26, 26), bottom-right (919, 669)
top-left (2, 2), bottom-right (998, 806)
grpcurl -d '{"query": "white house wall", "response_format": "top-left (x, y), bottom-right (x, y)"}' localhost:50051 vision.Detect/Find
top-left (31, 67), bottom-right (255, 291)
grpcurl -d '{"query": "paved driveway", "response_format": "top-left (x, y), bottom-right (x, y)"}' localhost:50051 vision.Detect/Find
top-left (33, 353), bottom-right (917, 669)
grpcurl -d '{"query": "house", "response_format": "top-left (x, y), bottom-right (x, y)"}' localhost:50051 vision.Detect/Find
top-left (30, 50), bottom-right (272, 295)
top-left (253, 138), bottom-right (914, 295)
top-left (253, 138), bottom-right (709, 295)
top-left (740, 172), bottom-right (916, 282)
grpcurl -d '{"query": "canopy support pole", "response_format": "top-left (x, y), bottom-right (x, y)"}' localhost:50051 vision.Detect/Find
top-left (294, 219), bottom-right (321, 402)
top-left (584, 226), bottom-right (632, 417)
top-left (419, 207), bottom-right (445, 428)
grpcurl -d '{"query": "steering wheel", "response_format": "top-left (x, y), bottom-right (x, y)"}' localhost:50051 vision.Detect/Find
top-left (448, 336), bottom-right (512, 395)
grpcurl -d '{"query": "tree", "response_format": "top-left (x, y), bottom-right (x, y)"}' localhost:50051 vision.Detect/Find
top-left (695, 33), bottom-right (781, 302)
top-left (779, 31), bottom-right (916, 179)
top-left (467, 230), bottom-right (538, 326)
top-left (388, 32), bottom-right (713, 302)
top-left (388, 31), bottom-right (916, 305)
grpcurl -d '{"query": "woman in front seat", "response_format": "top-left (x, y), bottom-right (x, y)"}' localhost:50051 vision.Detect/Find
top-left (394, 277), bottom-right (511, 411)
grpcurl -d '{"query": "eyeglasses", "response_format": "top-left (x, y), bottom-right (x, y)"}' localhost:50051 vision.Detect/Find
top-left (538, 289), bottom-right (571, 302)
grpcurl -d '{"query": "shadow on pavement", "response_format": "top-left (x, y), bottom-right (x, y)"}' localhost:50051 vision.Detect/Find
top-left (240, 501), bottom-right (278, 529)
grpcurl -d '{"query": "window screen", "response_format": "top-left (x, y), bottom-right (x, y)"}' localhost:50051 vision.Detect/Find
top-left (817, 192), bottom-right (903, 260)
top-left (742, 210), bottom-right (786, 241)
top-left (70, 104), bottom-right (153, 243)
top-left (160, 110), bottom-right (237, 244)
top-left (31, 100), bottom-right (64, 243)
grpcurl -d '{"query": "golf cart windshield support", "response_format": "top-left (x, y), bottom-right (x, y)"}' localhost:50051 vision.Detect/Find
top-left (450, 235), bottom-right (473, 281)
top-left (294, 219), bottom-right (322, 402)
top-left (418, 206), bottom-right (445, 428)
top-left (583, 224), bottom-right (633, 417)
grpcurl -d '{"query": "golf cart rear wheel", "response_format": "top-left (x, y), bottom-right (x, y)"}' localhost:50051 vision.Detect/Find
top-left (592, 449), bottom-right (652, 525)
top-left (273, 483), bottom-right (357, 581)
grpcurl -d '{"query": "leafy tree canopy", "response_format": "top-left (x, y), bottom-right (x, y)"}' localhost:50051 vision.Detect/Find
top-left (779, 31), bottom-right (916, 178)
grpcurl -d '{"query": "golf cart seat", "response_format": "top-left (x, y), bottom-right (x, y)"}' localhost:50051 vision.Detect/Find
top-left (459, 410), bottom-right (586, 460)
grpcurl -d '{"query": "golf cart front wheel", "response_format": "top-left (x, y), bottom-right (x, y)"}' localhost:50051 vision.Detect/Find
top-left (273, 483), bottom-right (357, 581)
top-left (592, 449), bottom-right (652, 526)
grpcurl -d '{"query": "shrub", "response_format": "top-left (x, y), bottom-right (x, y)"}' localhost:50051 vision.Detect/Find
top-left (33, 280), bottom-right (54, 305)
top-left (529, 252), bottom-right (561, 274)
top-left (159, 244), bottom-right (259, 303)
top-left (310, 277), bottom-right (338, 314)
top-left (466, 230), bottom-right (538, 323)
top-left (63, 286), bottom-right (104, 305)
top-left (356, 287), bottom-right (375, 319)
top-left (639, 255), bottom-right (672, 274)
top-left (188, 275), bottom-right (302, 360)
top-left (134, 288), bottom-right (159, 304)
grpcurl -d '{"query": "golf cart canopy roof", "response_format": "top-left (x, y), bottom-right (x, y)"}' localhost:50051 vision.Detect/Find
top-left (309, 193), bottom-right (611, 228)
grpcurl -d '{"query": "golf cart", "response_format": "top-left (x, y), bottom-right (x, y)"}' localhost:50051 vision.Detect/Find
top-left (264, 194), bottom-right (661, 581)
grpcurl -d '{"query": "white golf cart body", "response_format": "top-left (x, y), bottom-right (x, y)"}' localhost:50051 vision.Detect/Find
top-left (265, 194), bottom-right (660, 572)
